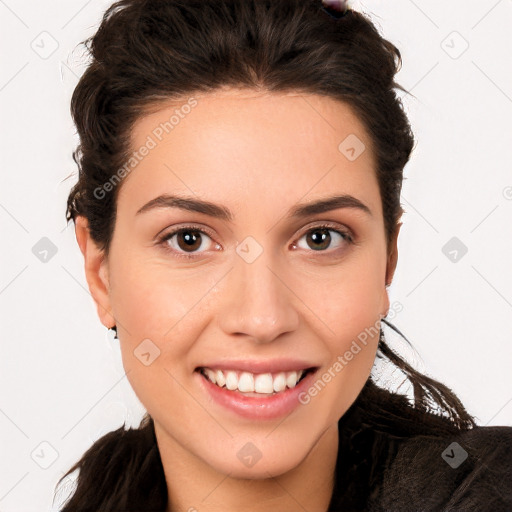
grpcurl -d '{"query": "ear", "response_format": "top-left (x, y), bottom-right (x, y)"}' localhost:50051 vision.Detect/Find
top-left (385, 222), bottom-right (401, 287)
top-left (380, 222), bottom-right (401, 318)
top-left (74, 216), bottom-right (115, 329)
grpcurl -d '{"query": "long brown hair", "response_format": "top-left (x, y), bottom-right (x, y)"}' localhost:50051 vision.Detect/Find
top-left (57, 0), bottom-right (476, 509)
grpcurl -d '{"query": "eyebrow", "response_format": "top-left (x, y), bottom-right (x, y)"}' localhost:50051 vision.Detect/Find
top-left (135, 193), bottom-right (372, 220)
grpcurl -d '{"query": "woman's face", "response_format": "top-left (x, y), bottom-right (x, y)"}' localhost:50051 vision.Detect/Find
top-left (77, 88), bottom-right (399, 479)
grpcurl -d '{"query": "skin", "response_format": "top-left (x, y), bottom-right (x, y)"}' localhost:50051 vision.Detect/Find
top-left (75, 88), bottom-right (400, 512)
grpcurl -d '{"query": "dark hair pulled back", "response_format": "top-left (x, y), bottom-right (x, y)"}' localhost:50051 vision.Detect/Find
top-left (57, 1), bottom-right (476, 509)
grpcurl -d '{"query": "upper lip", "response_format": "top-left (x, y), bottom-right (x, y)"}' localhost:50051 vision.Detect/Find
top-left (196, 359), bottom-right (319, 374)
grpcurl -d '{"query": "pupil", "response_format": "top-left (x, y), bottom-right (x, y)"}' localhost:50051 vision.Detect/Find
top-left (179, 230), bottom-right (201, 251)
top-left (308, 229), bottom-right (330, 250)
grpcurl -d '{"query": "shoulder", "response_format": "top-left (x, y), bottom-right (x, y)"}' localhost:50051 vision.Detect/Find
top-left (372, 425), bottom-right (512, 511)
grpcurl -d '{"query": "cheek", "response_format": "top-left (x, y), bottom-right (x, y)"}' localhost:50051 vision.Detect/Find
top-left (300, 274), bottom-right (383, 425)
top-left (108, 257), bottom-right (209, 423)
top-left (297, 248), bottom-right (385, 397)
top-left (107, 251), bottom-right (229, 400)
top-left (108, 250), bottom-right (215, 336)
top-left (297, 247), bottom-right (386, 335)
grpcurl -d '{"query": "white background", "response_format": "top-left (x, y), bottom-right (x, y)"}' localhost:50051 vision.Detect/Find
top-left (1, 0), bottom-right (511, 510)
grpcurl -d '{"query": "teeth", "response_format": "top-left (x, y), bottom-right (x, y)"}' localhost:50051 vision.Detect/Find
top-left (204, 368), bottom-right (217, 385)
top-left (215, 369), bottom-right (226, 387)
top-left (201, 368), bottom-right (307, 394)
top-left (286, 371), bottom-right (298, 389)
top-left (225, 370), bottom-right (238, 391)
top-left (238, 372), bottom-right (254, 392)
top-left (254, 373), bottom-right (273, 393)
top-left (273, 372), bottom-right (287, 392)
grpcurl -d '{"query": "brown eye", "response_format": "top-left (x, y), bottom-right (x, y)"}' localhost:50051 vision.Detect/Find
top-left (294, 224), bottom-right (353, 254)
top-left (159, 226), bottom-right (218, 259)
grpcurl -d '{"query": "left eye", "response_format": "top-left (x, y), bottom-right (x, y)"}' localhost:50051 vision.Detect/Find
top-left (293, 225), bottom-right (353, 253)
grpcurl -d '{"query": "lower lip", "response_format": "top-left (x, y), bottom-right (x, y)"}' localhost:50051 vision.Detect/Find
top-left (195, 369), bottom-right (318, 420)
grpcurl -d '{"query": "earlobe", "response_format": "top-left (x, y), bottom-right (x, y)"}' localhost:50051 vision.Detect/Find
top-left (74, 216), bottom-right (115, 329)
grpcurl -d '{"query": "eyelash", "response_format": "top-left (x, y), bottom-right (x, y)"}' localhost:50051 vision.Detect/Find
top-left (156, 223), bottom-right (354, 261)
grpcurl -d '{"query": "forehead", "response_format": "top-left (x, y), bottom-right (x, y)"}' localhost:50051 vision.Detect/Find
top-left (120, 89), bottom-right (381, 219)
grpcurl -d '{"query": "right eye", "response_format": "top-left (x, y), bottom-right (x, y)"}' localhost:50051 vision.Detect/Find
top-left (157, 225), bottom-right (221, 260)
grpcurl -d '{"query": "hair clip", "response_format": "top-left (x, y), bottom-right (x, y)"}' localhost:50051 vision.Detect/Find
top-left (321, 0), bottom-right (350, 19)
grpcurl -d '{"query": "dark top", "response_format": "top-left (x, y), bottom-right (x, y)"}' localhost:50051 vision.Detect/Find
top-left (328, 397), bottom-right (512, 511)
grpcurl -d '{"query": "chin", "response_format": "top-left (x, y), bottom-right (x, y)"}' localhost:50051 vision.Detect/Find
top-left (200, 433), bottom-right (317, 480)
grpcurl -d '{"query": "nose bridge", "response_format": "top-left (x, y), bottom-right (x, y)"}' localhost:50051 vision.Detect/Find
top-left (218, 246), bottom-right (299, 343)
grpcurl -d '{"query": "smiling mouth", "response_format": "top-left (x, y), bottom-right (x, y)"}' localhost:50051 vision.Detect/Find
top-left (196, 367), bottom-right (316, 396)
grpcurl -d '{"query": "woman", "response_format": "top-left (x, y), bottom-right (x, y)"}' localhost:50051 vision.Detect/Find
top-left (55, 0), bottom-right (512, 510)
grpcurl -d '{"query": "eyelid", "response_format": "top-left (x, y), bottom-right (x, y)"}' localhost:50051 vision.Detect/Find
top-left (154, 222), bottom-right (216, 242)
top-left (295, 220), bottom-right (353, 240)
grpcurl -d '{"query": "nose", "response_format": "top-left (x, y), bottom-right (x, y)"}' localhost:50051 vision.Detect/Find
top-left (217, 250), bottom-right (299, 344)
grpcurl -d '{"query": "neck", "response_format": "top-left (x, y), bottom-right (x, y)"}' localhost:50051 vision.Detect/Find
top-left (156, 422), bottom-right (339, 512)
